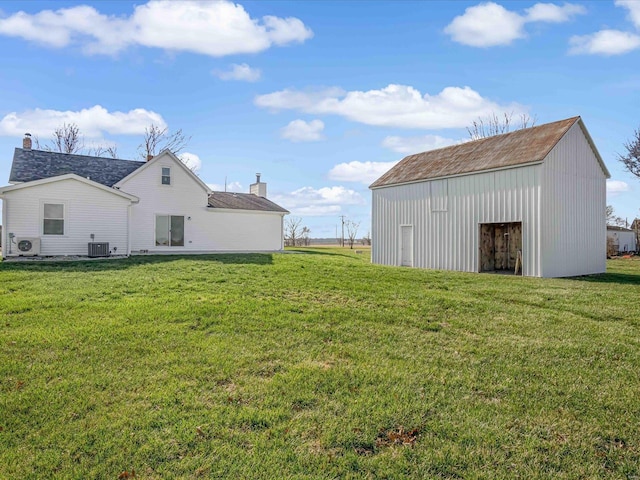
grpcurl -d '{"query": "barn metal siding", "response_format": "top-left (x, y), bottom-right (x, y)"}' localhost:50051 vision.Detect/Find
top-left (372, 164), bottom-right (542, 276)
top-left (540, 122), bottom-right (607, 277)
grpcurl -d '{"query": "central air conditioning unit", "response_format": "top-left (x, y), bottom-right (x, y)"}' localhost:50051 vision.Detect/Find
top-left (16, 237), bottom-right (40, 256)
top-left (88, 242), bottom-right (110, 258)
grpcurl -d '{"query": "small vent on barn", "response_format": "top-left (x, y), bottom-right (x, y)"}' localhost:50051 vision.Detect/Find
top-left (88, 242), bottom-right (109, 258)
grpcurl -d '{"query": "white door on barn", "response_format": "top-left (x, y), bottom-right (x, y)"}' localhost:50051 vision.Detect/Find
top-left (400, 225), bottom-right (413, 267)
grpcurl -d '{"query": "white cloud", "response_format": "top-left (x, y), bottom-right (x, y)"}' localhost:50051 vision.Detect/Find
top-left (569, 29), bottom-right (640, 55)
top-left (328, 161), bottom-right (399, 185)
top-left (256, 84), bottom-right (522, 130)
top-left (280, 119), bottom-right (325, 142)
top-left (616, 0), bottom-right (640, 28)
top-left (444, 2), bottom-right (585, 47)
top-left (290, 205), bottom-right (343, 216)
top-left (178, 152), bottom-right (202, 172)
top-left (525, 3), bottom-right (586, 22)
top-left (607, 179), bottom-right (630, 195)
top-left (382, 134), bottom-right (460, 154)
top-left (0, 105), bottom-right (165, 138)
top-left (568, 1), bottom-right (640, 56)
top-left (445, 2), bottom-right (525, 47)
top-left (213, 63), bottom-right (261, 82)
top-left (271, 185), bottom-right (366, 216)
top-left (0, 1), bottom-right (313, 56)
top-left (207, 181), bottom-right (244, 193)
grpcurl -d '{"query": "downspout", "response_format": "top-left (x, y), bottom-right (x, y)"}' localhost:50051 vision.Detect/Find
top-left (1, 197), bottom-right (6, 258)
top-left (281, 214), bottom-right (285, 250)
top-left (127, 203), bottom-right (132, 256)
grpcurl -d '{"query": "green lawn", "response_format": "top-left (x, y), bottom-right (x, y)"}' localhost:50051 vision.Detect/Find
top-left (1, 249), bottom-right (639, 479)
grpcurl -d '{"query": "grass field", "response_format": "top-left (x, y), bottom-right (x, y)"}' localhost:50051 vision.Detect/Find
top-left (1, 249), bottom-right (639, 479)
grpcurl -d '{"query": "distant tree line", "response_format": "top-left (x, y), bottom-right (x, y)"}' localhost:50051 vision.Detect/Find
top-left (285, 217), bottom-right (370, 248)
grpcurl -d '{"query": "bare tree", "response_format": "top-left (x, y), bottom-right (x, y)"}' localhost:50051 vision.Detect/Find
top-left (32, 135), bottom-right (44, 150)
top-left (300, 226), bottom-right (311, 246)
top-left (88, 145), bottom-right (119, 159)
top-left (32, 123), bottom-right (119, 158)
top-left (138, 124), bottom-right (190, 160)
top-left (284, 217), bottom-right (303, 247)
top-left (345, 220), bottom-right (360, 249)
top-left (633, 214), bottom-right (640, 249)
top-left (361, 230), bottom-right (371, 246)
top-left (606, 236), bottom-right (618, 257)
top-left (467, 112), bottom-right (536, 140)
top-left (32, 122), bottom-right (192, 161)
top-left (619, 126), bottom-right (640, 179)
top-left (52, 123), bottom-right (84, 154)
top-left (606, 205), bottom-right (626, 227)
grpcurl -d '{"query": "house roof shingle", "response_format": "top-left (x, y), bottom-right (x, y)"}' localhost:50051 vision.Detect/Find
top-left (9, 148), bottom-right (289, 214)
top-left (9, 148), bottom-right (145, 187)
top-left (208, 191), bottom-right (289, 213)
top-left (370, 116), bottom-right (597, 188)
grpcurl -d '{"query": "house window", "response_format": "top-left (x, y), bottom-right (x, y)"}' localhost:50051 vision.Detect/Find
top-left (161, 167), bottom-right (171, 185)
top-left (43, 203), bottom-right (64, 235)
top-left (155, 215), bottom-right (184, 246)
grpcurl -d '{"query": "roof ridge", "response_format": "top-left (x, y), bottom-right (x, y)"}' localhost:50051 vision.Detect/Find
top-left (404, 116), bottom-right (581, 160)
top-left (15, 147), bottom-right (143, 164)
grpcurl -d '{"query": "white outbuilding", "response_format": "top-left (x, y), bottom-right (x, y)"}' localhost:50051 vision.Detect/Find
top-left (370, 117), bottom-right (610, 278)
top-left (606, 226), bottom-right (637, 254)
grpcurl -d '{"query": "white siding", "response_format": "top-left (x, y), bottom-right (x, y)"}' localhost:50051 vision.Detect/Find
top-left (199, 209), bottom-right (284, 251)
top-left (2, 178), bottom-right (131, 257)
top-left (372, 165), bottom-right (542, 276)
top-left (118, 153), bottom-right (285, 252)
top-left (540, 123), bottom-right (607, 277)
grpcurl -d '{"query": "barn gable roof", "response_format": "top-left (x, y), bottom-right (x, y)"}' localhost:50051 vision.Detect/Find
top-left (370, 116), bottom-right (609, 189)
top-left (9, 148), bottom-right (145, 187)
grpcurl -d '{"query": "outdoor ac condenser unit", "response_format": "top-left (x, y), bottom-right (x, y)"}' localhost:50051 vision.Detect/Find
top-left (88, 242), bottom-right (110, 258)
top-left (16, 237), bottom-right (40, 256)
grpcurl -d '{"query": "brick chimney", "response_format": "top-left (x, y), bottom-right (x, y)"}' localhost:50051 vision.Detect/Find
top-left (23, 133), bottom-right (32, 150)
top-left (250, 173), bottom-right (267, 197)
top-left (146, 154), bottom-right (154, 162)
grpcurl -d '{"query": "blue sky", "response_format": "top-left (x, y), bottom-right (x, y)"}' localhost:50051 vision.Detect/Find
top-left (0, 0), bottom-right (639, 237)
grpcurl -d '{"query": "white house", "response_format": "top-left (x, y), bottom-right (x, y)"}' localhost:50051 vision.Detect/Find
top-left (370, 117), bottom-right (610, 278)
top-left (0, 137), bottom-right (288, 258)
top-left (606, 226), bottom-right (637, 254)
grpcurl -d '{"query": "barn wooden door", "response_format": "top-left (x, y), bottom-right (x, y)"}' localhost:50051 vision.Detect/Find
top-left (507, 223), bottom-right (522, 270)
top-left (494, 224), bottom-right (508, 269)
top-left (480, 222), bottom-right (522, 273)
top-left (480, 224), bottom-right (495, 271)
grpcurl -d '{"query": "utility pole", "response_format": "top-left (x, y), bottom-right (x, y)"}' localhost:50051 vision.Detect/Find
top-left (339, 215), bottom-right (346, 247)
